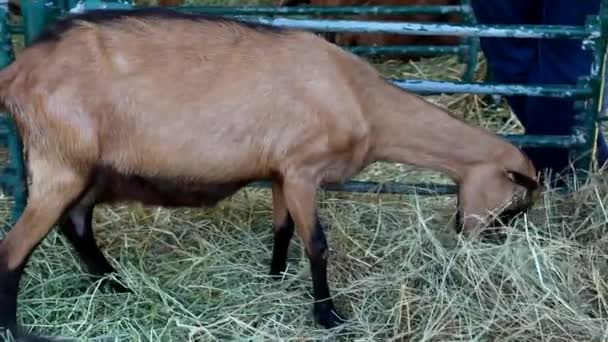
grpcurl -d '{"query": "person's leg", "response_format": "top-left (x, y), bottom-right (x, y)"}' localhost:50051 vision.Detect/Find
top-left (524, 0), bottom-right (607, 174)
top-left (470, 1), bottom-right (542, 126)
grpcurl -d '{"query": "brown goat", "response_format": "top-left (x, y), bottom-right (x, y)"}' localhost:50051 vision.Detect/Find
top-left (279, 0), bottom-right (463, 60)
top-left (0, 8), bottom-right (540, 340)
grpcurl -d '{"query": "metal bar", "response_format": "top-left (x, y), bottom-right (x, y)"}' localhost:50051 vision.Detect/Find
top-left (460, 0), bottom-right (479, 82)
top-left (64, 4), bottom-right (596, 40)
top-left (66, 0), bottom-right (133, 13)
top-left (572, 13), bottom-right (607, 174)
top-left (167, 5), bottom-right (469, 16)
top-left (239, 17), bottom-right (598, 39)
top-left (8, 25), bottom-right (24, 35)
top-left (249, 180), bottom-right (458, 195)
top-left (503, 134), bottom-right (585, 148)
top-left (391, 80), bottom-right (593, 97)
top-left (347, 44), bottom-right (463, 56)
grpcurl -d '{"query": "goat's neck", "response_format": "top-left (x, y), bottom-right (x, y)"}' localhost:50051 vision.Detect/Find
top-left (367, 82), bottom-right (513, 182)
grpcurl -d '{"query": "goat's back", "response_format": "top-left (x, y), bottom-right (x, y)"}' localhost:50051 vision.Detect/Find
top-left (2, 9), bottom-right (376, 185)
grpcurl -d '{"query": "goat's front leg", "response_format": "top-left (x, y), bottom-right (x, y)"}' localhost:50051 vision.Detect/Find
top-left (269, 181), bottom-right (295, 278)
top-left (282, 176), bottom-right (345, 329)
top-left (0, 159), bottom-right (87, 340)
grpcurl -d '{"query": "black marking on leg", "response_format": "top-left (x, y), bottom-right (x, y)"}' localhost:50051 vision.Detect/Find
top-left (0, 265), bottom-right (21, 336)
top-left (454, 193), bottom-right (463, 234)
top-left (307, 218), bottom-right (345, 329)
top-left (0, 258), bottom-right (51, 340)
top-left (269, 214), bottom-right (294, 278)
top-left (454, 208), bottom-right (463, 234)
top-left (59, 205), bottom-right (129, 293)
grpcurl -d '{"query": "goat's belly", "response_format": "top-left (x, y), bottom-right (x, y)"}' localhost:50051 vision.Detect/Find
top-left (96, 169), bottom-right (253, 208)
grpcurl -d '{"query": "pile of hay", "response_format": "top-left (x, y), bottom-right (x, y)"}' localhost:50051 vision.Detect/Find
top-left (1, 6), bottom-right (607, 341)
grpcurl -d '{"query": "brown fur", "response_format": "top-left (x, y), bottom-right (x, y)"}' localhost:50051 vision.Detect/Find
top-left (279, 0), bottom-right (463, 60)
top-left (0, 8), bottom-right (540, 335)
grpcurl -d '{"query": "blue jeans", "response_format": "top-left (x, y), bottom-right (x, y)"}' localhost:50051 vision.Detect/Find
top-left (470, 0), bottom-right (608, 175)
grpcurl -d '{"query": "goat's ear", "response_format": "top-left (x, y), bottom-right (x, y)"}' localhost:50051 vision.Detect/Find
top-left (505, 170), bottom-right (540, 191)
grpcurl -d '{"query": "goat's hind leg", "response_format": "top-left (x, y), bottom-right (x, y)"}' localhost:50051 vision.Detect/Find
top-left (59, 202), bottom-right (129, 293)
top-left (0, 160), bottom-right (87, 339)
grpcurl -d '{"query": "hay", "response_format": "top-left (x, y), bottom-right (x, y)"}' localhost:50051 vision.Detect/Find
top-left (2, 6), bottom-right (608, 340)
top-left (7, 171), bottom-right (608, 341)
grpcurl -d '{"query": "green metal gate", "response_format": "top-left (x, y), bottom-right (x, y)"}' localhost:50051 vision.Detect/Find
top-left (0, 0), bottom-right (606, 223)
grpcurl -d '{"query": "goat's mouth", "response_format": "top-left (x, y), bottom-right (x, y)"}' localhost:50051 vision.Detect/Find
top-left (454, 205), bottom-right (532, 244)
top-left (482, 205), bottom-right (532, 244)
top-left (497, 201), bottom-right (534, 224)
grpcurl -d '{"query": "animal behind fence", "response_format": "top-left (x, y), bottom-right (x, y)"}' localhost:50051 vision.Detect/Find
top-left (279, 0), bottom-right (464, 60)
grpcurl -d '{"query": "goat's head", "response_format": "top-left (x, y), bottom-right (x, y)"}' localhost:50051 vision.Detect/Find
top-left (455, 163), bottom-right (542, 243)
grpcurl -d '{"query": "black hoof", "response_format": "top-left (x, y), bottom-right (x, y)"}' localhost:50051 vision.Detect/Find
top-left (100, 278), bottom-right (131, 294)
top-left (269, 272), bottom-right (282, 280)
top-left (313, 302), bottom-right (346, 329)
top-left (269, 260), bottom-right (289, 280)
top-left (269, 268), bottom-right (285, 280)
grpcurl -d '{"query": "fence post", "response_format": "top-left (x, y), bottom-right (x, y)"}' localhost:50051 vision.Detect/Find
top-left (459, 0), bottom-right (478, 83)
top-left (0, 7), bottom-right (26, 224)
top-left (21, 0), bottom-right (53, 46)
top-left (571, 5), bottom-right (608, 180)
